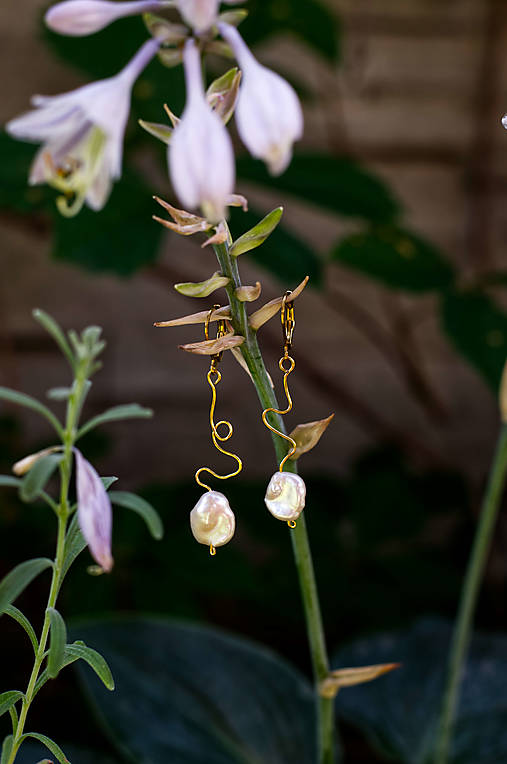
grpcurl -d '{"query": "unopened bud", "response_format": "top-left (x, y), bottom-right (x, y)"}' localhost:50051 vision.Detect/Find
top-left (45, 0), bottom-right (165, 36)
top-left (12, 446), bottom-right (61, 476)
top-left (264, 472), bottom-right (306, 522)
top-left (176, 0), bottom-right (219, 32)
top-left (190, 490), bottom-right (235, 547)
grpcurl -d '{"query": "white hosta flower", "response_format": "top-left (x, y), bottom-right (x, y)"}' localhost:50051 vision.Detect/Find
top-left (176, 0), bottom-right (219, 32)
top-left (169, 38), bottom-right (235, 223)
top-left (219, 22), bottom-right (303, 175)
top-left (74, 448), bottom-right (113, 573)
top-left (6, 38), bottom-right (159, 216)
top-left (45, 0), bottom-right (167, 36)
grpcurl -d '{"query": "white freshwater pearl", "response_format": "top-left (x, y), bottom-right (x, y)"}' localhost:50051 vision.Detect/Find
top-left (264, 472), bottom-right (306, 521)
top-left (190, 490), bottom-right (235, 547)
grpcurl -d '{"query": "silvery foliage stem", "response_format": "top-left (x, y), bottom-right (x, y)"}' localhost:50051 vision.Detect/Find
top-left (0, 310), bottom-right (161, 764)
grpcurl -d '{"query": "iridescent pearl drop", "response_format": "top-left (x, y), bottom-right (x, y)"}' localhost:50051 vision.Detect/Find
top-left (264, 472), bottom-right (306, 522)
top-left (190, 490), bottom-right (235, 548)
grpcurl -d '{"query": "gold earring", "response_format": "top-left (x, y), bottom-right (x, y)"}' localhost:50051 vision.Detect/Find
top-left (190, 305), bottom-right (242, 555)
top-left (262, 292), bottom-right (306, 528)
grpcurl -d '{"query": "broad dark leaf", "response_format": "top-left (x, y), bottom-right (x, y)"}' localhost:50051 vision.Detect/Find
top-left (441, 289), bottom-right (507, 390)
top-left (237, 155), bottom-right (400, 223)
top-left (332, 227), bottom-right (455, 293)
top-left (52, 168), bottom-right (163, 276)
top-left (334, 618), bottom-right (507, 764)
top-left (74, 616), bottom-right (317, 763)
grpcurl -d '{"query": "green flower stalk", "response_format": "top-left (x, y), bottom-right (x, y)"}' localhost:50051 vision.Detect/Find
top-left (0, 311), bottom-right (162, 764)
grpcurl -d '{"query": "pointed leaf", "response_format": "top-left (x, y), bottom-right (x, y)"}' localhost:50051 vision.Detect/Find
top-left (206, 67), bottom-right (241, 125)
top-left (77, 404), bottom-right (153, 440)
top-left (109, 491), bottom-right (163, 540)
top-left (32, 309), bottom-right (75, 369)
top-left (1, 735), bottom-right (13, 764)
top-left (19, 454), bottom-right (62, 503)
top-left (47, 608), bottom-right (67, 679)
top-left (20, 733), bottom-right (70, 764)
top-left (230, 207), bottom-right (283, 257)
top-left (62, 514), bottom-right (87, 579)
top-left (154, 305), bottom-right (231, 328)
top-left (143, 13), bottom-right (186, 42)
top-left (138, 119), bottom-right (173, 145)
top-left (289, 414), bottom-right (334, 460)
top-left (5, 606), bottom-right (38, 655)
top-left (179, 334), bottom-right (245, 355)
top-left (101, 477), bottom-right (118, 491)
top-left (0, 559), bottom-right (53, 615)
top-left (235, 282), bottom-right (262, 302)
top-left (0, 692), bottom-right (23, 718)
top-left (174, 272), bottom-right (230, 298)
top-left (249, 276), bottom-right (309, 330)
top-left (0, 387), bottom-right (63, 437)
top-left (65, 643), bottom-right (114, 690)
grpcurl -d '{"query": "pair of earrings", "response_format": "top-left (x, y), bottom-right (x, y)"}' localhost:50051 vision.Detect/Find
top-left (190, 292), bottom-right (306, 555)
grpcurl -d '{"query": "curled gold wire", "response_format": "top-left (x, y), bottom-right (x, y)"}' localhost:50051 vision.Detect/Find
top-left (262, 354), bottom-right (297, 473)
top-left (195, 364), bottom-right (243, 492)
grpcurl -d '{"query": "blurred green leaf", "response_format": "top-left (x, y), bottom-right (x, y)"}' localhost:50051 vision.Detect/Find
top-left (0, 691), bottom-right (23, 718)
top-left (237, 155), bottom-right (400, 222)
top-left (109, 491), bottom-right (163, 540)
top-left (101, 477), bottom-right (118, 491)
top-left (230, 207), bottom-right (283, 257)
top-left (32, 309), bottom-right (75, 369)
top-left (334, 619), bottom-right (507, 764)
top-left (47, 608), bottom-right (67, 678)
top-left (0, 559), bottom-right (53, 616)
top-left (5, 605), bottom-right (38, 655)
top-left (77, 403), bottom-right (153, 440)
top-left (240, 0), bottom-right (340, 61)
top-left (0, 387), bottom-right (63, 437)
top-left (441, 289), bottom-right (507, 390)
top-left (74, 616), bottom-right (318, 763)
top-left (19, 454), bottom-right (61, 503)
top-left (229, 206), bottom-right (323, 286)
top-left (52, 169), bottom-right (163, 276)
top-left (1, 735), bottom-right (13, 764)
top-left (0, 476), bottom-right (21, 488)
top-left (19, 733), bottom-right (69, 764)
top-left (332, 227), bottom-right (455, 293)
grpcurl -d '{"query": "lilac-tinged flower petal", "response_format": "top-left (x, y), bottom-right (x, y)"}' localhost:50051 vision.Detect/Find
top-left (45, 0), bottom-right (165, 37)
top-left (169, 39), bottom-right (235, 223)
top-left (219, 22), bottom-right (303, 175)
top-left (176, 0), bottom-right (219, 32)
top-left (75, 448), bottom-right (113, 573)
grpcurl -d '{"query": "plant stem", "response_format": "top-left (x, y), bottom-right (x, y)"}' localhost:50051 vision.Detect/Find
top-left (433, 423), bottom-right (507, 764)
top-left (214, 243), bottom-right (336, 764)
top-left (7, 364), bottom-right (89, 764)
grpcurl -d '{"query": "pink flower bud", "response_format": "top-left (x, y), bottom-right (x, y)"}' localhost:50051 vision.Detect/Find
top-left (176, 0), bottom-right (219, 33)
top-left (45, 0), bottom-right (166, 37)
top-left (218, 22), bottom-right (303, 175)
top-left (74, 448), bottom-right (113, 573)
top-left (169, 39), bottom-right (235, 223)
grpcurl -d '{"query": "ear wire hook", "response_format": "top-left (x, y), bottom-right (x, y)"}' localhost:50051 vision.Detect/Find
top-left (261, 291), bottom-right (298, 480)
top-left (195, 306), bottom-right (243, 494)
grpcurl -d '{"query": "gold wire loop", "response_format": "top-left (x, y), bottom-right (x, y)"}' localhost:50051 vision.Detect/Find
top-left (287, 520), bottom-right (297, 529)
top-left (281, 291), bottom-right (295, 355)
top-left (195, 310), bottom-right (243, 492)
top-left (209, 544), bottom-right (216, 556)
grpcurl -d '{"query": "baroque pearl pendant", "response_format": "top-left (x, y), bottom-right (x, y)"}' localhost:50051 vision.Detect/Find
top-left (264, 472), bottom-right (306, 522)
top-left (190, 490), bottom-right (235, 551)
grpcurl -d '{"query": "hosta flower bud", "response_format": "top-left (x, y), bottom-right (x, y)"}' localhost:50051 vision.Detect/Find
top-left (169, 39), bottom-right (235, 223)
top-left (264, 472), bottom-right (306, 522)
top-left (176, 0), bottom-right (219, 32)
top-left (218, 22), bottom-right (303, 175)
top-left (75, 448), bottom-right (113, 573)
top-left (45, 0), bottom-right (166, 36)
top-left (190, 490), bottom-right (235, 548)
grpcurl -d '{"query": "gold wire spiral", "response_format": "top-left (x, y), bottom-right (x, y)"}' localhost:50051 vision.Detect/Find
top-left (195, 306), bottom-right (243, 496)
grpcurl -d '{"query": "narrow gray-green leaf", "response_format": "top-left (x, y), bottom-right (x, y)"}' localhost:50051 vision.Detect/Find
top-left (46, 387), bottom-right (71, 401)
top-left (0, 387), bottom-right (63, 437)
top-left (109, 491), bottom-right (164, 540)
top-left (230, 207), bottom-right (283, 257)
top-left (0, 558), bottom-right (53, 615)
top-left (65, 643), bottom-right (114, 690)
top-left (77, 404), bottom-right (153, 440)
top-left (138, 119), bottom-right (173, 144)
top-left (20, 733), bottom-right (70, 764)
top-left (0, 692), bottom-right (23, 718)
top-left (5, 606), bottom-right (38, 654)
top-left (0, 476), bottom-right (21, 488)
top-left (47, 608), bottom-right (67, 678)
top-left (62, 515), bottom-right (87, 579)
top-left (32, 309), bottom-right (75, 369)
top-left (101, 477), bottom-right (118, 491)
top-left (19, 454), bottom-right (62, 503)
top-left (174, 271), bottom-right (230, 298)
top-left (1, 735), bottom-right (13, 764)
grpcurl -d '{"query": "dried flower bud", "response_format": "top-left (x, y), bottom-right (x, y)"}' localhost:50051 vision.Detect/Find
top-left (45, 0), bottom-right (165, 37)
top-left (169, 39), bottom-right (235, 223)
top-left (289, 414), bottom-right (334, 460)
top-left (75, 448), bottom-right (113, 573)
top-left (264, 472), bottom-right (306, 522)
top-left (12, 446), bottom-right (61, 476)
top-left (249, 276), bottom-right (309, 331)
top-left (219, 22), bottom-right (303, 175)
top-left (235, 282), bottom-right (261, 302)
top-left (179, 332), bottom-right (244, 355)
top-left (190, 490), bottom-right (235, 547)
